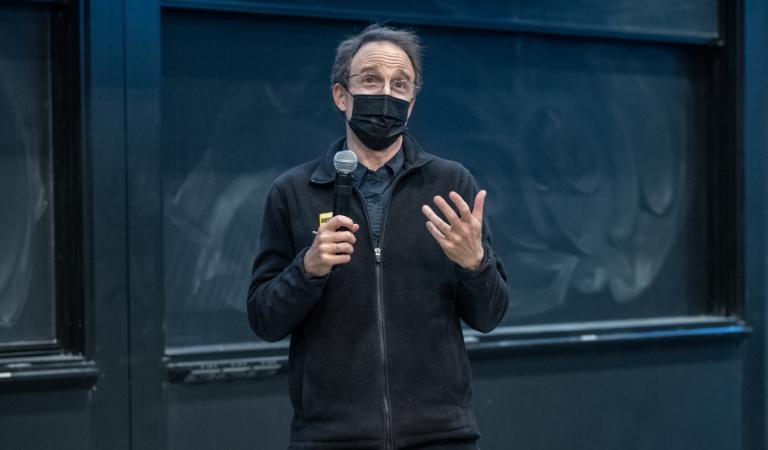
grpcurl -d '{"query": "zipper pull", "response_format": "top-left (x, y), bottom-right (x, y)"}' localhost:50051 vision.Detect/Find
top-left (374, 247), bottom-right (381, 263)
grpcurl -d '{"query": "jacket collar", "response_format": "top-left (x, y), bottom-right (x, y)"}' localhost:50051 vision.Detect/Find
top-left (310, 133), bottom-right (434, 185)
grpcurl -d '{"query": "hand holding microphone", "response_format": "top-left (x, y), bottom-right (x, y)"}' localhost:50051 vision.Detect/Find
top-left (303, 150), bottom-right (360, 277)
top-left (303, 215), bottom-right (359, 277)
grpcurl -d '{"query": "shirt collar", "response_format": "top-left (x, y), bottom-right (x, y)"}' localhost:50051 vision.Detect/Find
top-left (357, 146), bottom-right (404, 174)
top-left (352, 147), bottom-right (403, 187)
top-left (310, 133), bottom-right (432, 185)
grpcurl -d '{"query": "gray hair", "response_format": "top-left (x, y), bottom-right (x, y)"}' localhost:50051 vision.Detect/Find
top-left (331, 23), bottom-right (423, 91)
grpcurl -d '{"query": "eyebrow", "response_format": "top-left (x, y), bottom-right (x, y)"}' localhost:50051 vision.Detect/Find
top-left (356, 65), bottom-right (414, 80)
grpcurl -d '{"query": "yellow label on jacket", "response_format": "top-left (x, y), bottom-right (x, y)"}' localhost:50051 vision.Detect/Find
top-left (319, 212), bottom-right (333, 227)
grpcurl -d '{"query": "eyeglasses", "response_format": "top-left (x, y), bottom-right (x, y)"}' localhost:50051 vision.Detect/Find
top-left (347, 72), bottom-right (419, 98)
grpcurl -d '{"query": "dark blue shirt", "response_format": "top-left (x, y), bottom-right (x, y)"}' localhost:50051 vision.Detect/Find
top-left (352, 148), bottom-right (404, 246)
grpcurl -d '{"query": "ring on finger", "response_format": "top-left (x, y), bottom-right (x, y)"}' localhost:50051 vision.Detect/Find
top-left (336, 243), bottom-right (341, 254)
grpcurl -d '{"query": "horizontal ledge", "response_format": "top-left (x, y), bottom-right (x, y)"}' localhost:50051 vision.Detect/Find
top-left (162, 0), bottom-right (721, 46)
top-left (166, 340), bottom-right (287, 357)
top-left (166, 341), bottom-right (289, 383)
top-left (465, 316), bottom-right (750, 355)
top-left (165, 317), bottom-right (747, 384)
top-left (166, 355), bottom-right (288, 383)
top-left (0, 354), bottom-right (98, 391)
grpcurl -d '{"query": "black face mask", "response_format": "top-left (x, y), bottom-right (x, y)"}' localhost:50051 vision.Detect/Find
top-left (347, 94), bottom-right (410, 151)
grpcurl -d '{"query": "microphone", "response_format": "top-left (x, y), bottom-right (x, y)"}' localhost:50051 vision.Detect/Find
top-left (333, 150), bottom-right (358, 220)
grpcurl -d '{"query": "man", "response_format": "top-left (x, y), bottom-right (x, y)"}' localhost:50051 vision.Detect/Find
top-left (248, 24), bottom-right (509, 450)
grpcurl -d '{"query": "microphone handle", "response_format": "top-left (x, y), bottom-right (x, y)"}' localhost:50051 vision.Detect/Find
top-left (333, 172), bottom-right (354, 222)
top-left (331, 173), bottom-right (354, 272)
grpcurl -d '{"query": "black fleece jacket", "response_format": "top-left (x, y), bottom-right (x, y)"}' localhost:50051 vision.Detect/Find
top-left (247, 134), bottom-right (509, 450)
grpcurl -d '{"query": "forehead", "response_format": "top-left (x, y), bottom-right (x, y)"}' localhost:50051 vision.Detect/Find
top-left (349, 40), bottom-right (414, 77)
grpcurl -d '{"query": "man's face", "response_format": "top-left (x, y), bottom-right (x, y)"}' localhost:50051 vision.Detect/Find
top-left (333, 40), bottom-right (417, 121)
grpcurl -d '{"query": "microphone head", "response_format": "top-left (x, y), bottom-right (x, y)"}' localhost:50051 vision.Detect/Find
top-left (333, 150), bottom-right (358, 174)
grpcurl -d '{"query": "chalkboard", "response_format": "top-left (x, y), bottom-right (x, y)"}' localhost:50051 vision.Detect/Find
top-left (161, 11), bottom-right (711, 348)
top-left (0, 5), bottom-right (57, 347)
top-left (174, 0), bottom-right (719, 41)
top-left (409, 29), bottom-right (710, 326)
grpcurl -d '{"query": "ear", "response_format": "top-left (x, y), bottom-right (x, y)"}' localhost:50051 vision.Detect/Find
top-left (332, 83), bottom-right (348, 113)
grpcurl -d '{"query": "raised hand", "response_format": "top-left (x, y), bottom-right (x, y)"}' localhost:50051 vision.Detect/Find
top-left (303, 215), bottom-right (360, 277)
top-left (421, 190), bottom-right (486, 270)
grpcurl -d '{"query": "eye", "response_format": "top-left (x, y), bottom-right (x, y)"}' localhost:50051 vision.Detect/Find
top-left (360, 75), bottom-right (381, 87)
top-left (391, 79), bottom-right (409, 91)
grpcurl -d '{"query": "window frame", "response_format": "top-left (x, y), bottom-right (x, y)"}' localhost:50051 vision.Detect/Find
top-left (0, 0), bottom-right (94, 391)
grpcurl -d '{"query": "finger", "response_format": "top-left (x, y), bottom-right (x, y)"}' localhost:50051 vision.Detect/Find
top-left (324, 215), bottom-right (356, 231)
top-left (320, 242), bottom-right (354, 255)
top-left (320, 242), bottom-right (336, 254)
top-left (319, 242), bottom-right (348, 255)
top-left (425, 221), bottom-right (448, 244)
top-left (334, 242), bottom-right (354, 255)
top-left (472, 190), bottom-right (486, 221)
top-left (327, 231), bottom-right (357, 245)
top-left (433, 195), bottom-right (461, 226)
top-left (421, 205), bottom-right (452, 235)
top-left (448, 191), bottom-right (472, 220)
top-left (320, 253), bottom-right (352, 266)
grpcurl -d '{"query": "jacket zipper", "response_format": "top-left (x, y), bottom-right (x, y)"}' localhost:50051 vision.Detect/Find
top-left (353, 188), bottom-right (392, 450)
top-left (354, 166), bottom-right (416, 450)
top-left (374, 246), bottom-right (391, 450)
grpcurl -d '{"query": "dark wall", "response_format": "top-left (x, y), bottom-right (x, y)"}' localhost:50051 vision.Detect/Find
top-left (0, 1), bottom-right (766, 449)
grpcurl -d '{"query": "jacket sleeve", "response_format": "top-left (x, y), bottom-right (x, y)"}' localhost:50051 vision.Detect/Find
top-left (454, 172), bottom-right (510, 333)
top-left (247, 183), bottom-right (328, 342)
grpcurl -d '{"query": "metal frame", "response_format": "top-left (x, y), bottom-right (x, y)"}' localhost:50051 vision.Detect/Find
top-left (51, 0), bottom-right (85, 356)
top-left (0, 0), bottom-right (89, 382)
top-left (162, 0), bottom-right (720, 45)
